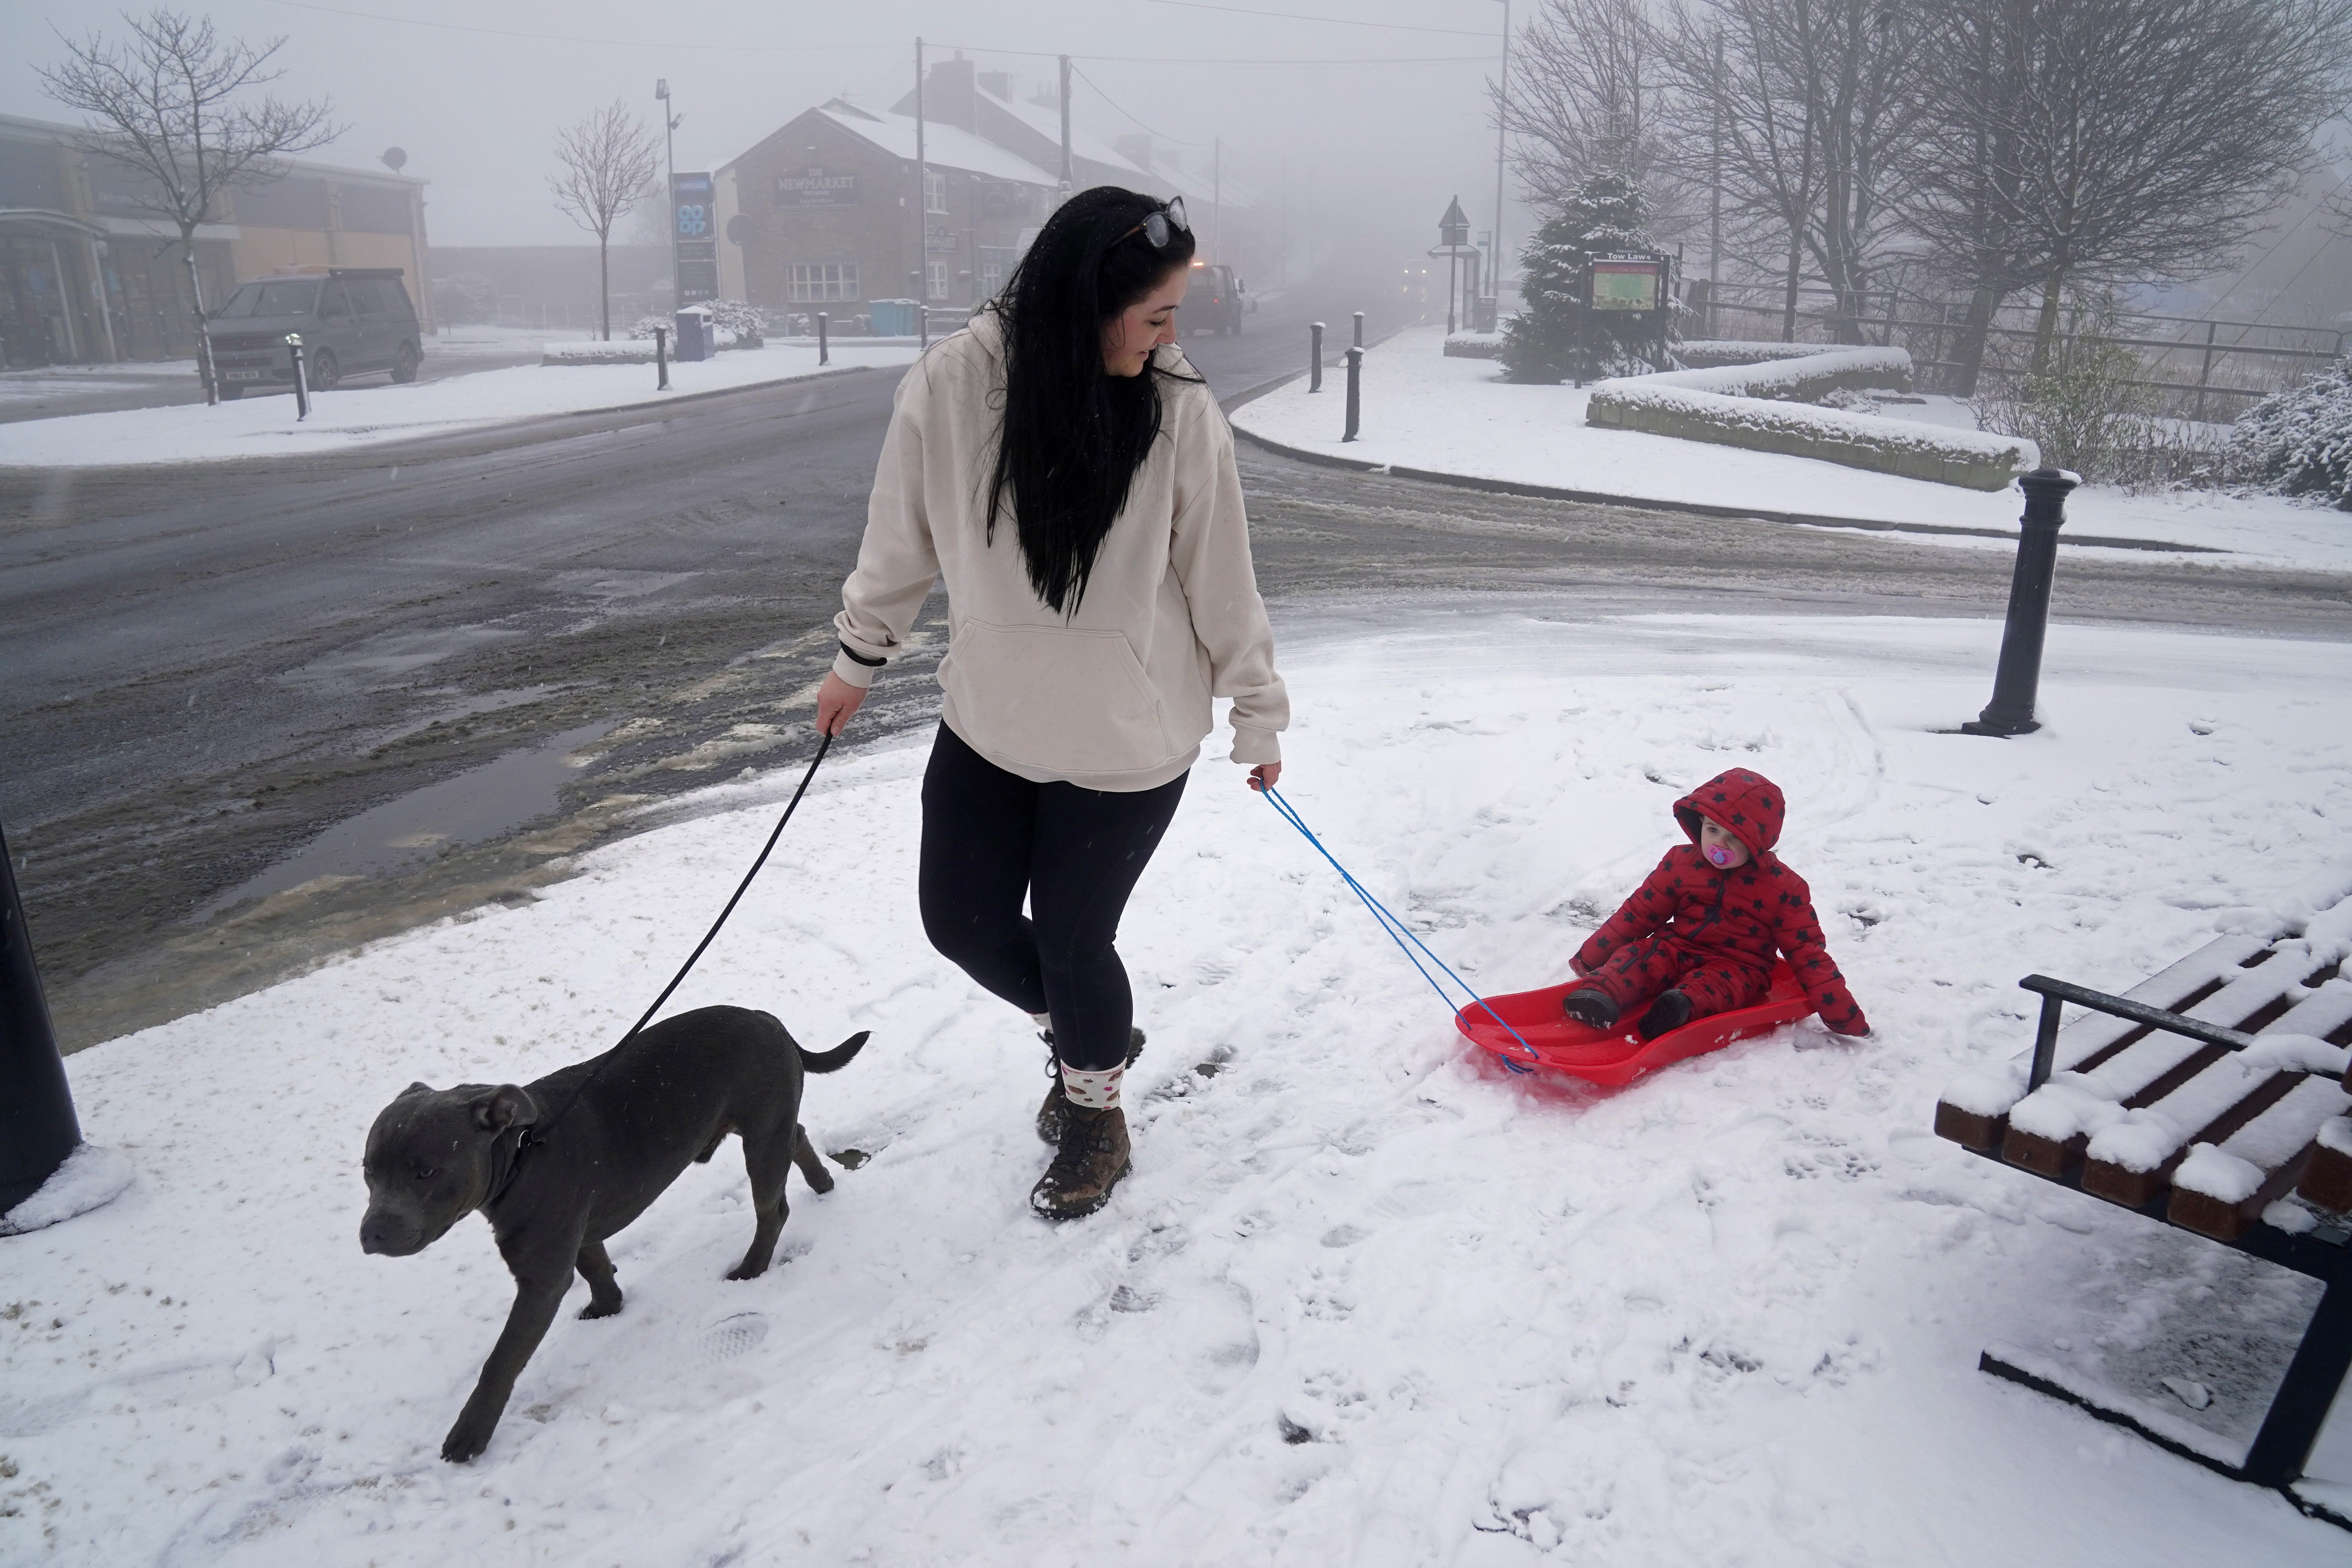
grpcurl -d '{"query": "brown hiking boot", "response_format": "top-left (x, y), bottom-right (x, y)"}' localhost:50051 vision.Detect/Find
top-left (1035, 1027), bottom-right (1147, 1145)
top-left (1029, 1104), bottom-right (1132, 1221)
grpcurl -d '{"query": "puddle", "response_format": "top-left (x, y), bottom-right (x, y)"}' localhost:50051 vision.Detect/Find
top-left (279, 625), bottom-right (523, 688)
top-left (196, 720), bottom-right (615, 919)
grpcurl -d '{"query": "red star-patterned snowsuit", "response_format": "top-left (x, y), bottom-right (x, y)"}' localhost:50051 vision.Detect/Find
top-left (1571, 768), bottom-right (1869, 1035)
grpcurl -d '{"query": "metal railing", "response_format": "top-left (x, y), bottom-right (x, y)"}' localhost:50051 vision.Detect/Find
top-left (1693, 281), bottom-right (2341, 419)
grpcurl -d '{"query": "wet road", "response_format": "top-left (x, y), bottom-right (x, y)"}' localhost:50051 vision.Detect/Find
top-left (4, 295), bottom-right (2348, 1052)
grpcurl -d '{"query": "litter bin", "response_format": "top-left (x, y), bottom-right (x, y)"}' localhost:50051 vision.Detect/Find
top-left (672, 308), bottom-right (713, 362)
top-left (868, 298), bottom-right (920, 338)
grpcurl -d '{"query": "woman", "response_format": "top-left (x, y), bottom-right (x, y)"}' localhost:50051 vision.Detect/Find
top-left (813, 187), bottom-right (1289, 1221)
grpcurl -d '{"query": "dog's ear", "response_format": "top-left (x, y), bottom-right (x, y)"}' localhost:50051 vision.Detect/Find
top-left (399, 1081), bottom-right (434, 1099)
top-left (470, 1085), bottom-right (539, 1132)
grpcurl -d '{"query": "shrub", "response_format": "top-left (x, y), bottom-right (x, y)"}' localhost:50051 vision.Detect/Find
top-left (1974, 305), bottom-right (2218, 489)
top-left (2225, 358), bottom-right (2352, 508)
top-left (1499, 172), bottom-right (1666, 385)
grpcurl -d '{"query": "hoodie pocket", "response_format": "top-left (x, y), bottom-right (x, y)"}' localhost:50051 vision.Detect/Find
top-left (940, 620), bottom-right (1174, 775)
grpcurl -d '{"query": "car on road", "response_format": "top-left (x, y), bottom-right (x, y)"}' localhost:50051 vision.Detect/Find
top-left (1183, 262), bottom-right (1251, 336)
top-left (204, 268), bottom-right (423, 399)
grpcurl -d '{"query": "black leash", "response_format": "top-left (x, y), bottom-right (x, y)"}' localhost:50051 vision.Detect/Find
top-left (488, 732), bottom-right (837, 1202)
top-left (619, 730), bottom-right (835, 1043)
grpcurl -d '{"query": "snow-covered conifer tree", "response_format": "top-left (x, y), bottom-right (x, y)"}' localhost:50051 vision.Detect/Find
top-left (1499, 172), bottom-right (1664, 385)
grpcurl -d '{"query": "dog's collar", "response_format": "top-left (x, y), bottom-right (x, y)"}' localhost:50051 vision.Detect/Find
top-left (482, 1123), bottom-right (534, 1210)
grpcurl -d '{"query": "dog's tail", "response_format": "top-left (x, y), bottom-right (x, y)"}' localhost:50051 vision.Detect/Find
top-left (799, 1031), bottom-right (870, 1075)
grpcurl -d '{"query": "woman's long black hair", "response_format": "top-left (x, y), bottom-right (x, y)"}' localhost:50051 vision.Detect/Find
top-left (984, 186), bottom-right (1199, 615)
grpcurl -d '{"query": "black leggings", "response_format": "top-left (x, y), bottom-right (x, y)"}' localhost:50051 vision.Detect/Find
top-left (919, 723), bottom-right (1187, 1071)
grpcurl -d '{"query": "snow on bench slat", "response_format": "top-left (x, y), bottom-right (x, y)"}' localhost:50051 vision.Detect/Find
top-left (2174, 1076), bottom-right (2350, 1201)
top-left (2006, 945), bottom-right (2320, 1144)
top-left (2083, 980), bottom-right (2352, 1174)
top-left (1936, 929), bottom-right (2272, 1119)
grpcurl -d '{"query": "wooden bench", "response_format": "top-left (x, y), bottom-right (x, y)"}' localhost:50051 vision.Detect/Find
top-left (1933, 891), bottom-right (2352, 1526)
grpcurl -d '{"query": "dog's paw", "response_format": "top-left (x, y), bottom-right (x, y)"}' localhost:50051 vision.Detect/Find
top-left (440, 1420), bottom-right (493, 1464)
top-left (578, 1294), bottom-right (624, 1321)
top-left (723, 1258), bottom-right (772, 1282)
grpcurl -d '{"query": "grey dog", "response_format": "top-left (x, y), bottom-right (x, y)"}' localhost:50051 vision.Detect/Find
top-left (359, 1005), bottom-right (868, 1463)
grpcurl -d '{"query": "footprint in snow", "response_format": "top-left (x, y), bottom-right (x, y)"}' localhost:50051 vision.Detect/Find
top-left (693, 1313), bottom-right (770, 1366)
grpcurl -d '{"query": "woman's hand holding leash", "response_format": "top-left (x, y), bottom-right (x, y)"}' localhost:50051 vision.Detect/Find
top-left (815, 672), bottom-right (866, 737)
top-left (1248, 763), bottom-right (1282, 792)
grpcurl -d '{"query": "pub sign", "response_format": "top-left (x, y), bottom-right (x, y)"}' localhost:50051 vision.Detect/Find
top-left (775, 167), bottom-right (859, 208)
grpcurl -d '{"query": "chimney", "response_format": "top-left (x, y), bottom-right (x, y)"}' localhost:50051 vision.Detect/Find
top-left (976, 70), bottom-right (1013, 102)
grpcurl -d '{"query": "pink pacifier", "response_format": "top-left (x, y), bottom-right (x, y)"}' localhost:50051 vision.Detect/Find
top-left (1704, 842), bottom-right (1737, 867)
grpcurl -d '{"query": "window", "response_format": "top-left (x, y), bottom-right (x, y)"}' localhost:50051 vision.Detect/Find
top-left (784, 263), bottom-right (858, 302)
top-left (924, 171), bottom-right (947, 215)
top-left (925, 261), bottom-right (948, 301)
top-left (978, 246), bottom-right (1018, 297)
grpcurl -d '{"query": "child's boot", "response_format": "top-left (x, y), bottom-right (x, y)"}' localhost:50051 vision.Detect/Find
top-left (1562, 988), bottom-right (1619, 1029)
top-left (1637, 990), bottom-right (1693, 1041)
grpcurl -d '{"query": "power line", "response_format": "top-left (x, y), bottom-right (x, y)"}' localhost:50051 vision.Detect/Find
top-left (1139, 0), bottom-right (1501, 36)
top-left (254, 0), bottom-right (891, 51)
top-left (255, 3), bottom-right (1494, 64)
top-left (1068, 60), bottom-right (1208, 147)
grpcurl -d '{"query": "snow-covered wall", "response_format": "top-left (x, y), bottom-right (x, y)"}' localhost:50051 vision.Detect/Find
top-left (1586, 348), bottom-right (2036, 490)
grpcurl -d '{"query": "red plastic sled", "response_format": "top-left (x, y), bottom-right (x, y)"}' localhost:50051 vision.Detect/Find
top-left (1455, 960), bottom-right (1815, 1087)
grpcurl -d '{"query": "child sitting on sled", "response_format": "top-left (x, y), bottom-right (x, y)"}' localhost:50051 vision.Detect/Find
top-left (1562, 768), bottom-right (1870, 1041)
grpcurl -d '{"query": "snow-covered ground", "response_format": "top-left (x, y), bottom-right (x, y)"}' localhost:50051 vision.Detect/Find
top-left (7, 610), bottom-right (2349, 1564)
top-left (0, 359), bottom-right (201, 410)
top-left (1238, 327), bottom-right (2349, 570)
top-left (0, 340), bottom-right (922, 468)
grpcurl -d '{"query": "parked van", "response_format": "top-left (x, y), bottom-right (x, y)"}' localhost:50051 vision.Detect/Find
top-left (1183, 262), bottom-right (1250, 336)
top-left (204, 268), bottom-right (423, 398)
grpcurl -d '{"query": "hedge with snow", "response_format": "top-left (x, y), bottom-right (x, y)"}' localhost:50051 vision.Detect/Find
top-left (1586, 347), bottom-right (2038, 490)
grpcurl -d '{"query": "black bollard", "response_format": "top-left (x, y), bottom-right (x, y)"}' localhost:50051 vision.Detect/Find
top-left (817, 311), bottom-right (829, 367)
top-left (1310, 322), bottom-right (1324, 393)
top-left (0, 823), bottom-right (79, 1217)
top-left (286, 333), bottom-right (310, 421)
top-left (654, 325), bottom-right (670, 391)
top-left (1343, 345), bottom-right (1363, 442)
top-left (1352, 311), bottom-right (1365, 349)
top-left (1961, 468), bottom-right (2081, 737)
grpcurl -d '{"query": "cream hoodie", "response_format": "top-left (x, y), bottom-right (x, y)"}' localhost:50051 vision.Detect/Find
top-left (831, 312), bottom-right (1289, 792)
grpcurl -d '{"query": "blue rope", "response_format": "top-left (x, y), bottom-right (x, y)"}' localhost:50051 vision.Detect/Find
top-left (1257, 784), bottom-right (1541, 1072)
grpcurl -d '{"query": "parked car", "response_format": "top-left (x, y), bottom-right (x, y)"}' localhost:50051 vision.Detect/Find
top-left (1183, 262), bottom-right (1250, 336)
top-left (204, 268), bottom-right (423, 399)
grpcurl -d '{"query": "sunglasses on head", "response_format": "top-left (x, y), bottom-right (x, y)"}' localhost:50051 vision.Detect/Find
top-left (1122, 196), bottom-right (1190, 249)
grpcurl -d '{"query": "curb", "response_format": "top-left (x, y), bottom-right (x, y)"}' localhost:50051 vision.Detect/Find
top-left (0, 359), bottom-right (902, 476)
top-left (1228, 422), bottom-right (2223, 556)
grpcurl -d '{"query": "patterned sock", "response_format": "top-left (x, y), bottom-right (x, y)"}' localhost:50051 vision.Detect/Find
top-left (1056, 1060), bottom-right (1123, 1111)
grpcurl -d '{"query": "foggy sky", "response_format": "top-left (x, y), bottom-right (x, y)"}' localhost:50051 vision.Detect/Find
top-left (1, 0), bottom-right (1519, 260)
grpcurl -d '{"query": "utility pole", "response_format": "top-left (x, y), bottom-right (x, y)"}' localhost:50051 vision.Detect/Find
top-left (1708, 28), bottom-right (1723, 327)
top-left (1214, 137), bottom-right (1222, 263)
top-left (655, 79), bottom-right (681, 314)
top-left (1058, 55), bottom-right (1073, 199)
top-left (1492, 0), bottom-right (1511, 311)
top-left (915, 37), bottom-right (928, 345)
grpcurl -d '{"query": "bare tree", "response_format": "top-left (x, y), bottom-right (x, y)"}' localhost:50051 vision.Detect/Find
top-left (39, 8), bottom-right (339, 401)
top-left (1658, 0), bottom-right (1923, 343)
top-left (1915, 0), bottom-right (2352, 374)
top-left (1901, 0), bottom-right (2039, 392)
top-left (550, 102), bottom-right (662, 342)
top-left (1501, 0), bottom-right (1691, 229)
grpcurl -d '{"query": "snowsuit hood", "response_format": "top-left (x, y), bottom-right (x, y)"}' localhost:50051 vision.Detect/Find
top-left (1675, 769), bottom-right (1784, 858)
